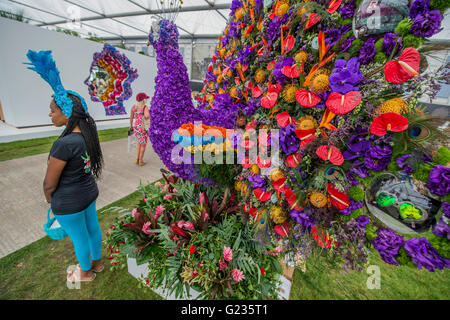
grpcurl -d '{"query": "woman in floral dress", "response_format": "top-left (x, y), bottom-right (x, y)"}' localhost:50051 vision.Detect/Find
top-left (130, 92), bottom-right (150, 166)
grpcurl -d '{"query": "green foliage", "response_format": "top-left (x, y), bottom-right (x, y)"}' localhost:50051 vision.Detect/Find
top-left (395, 246), bottom-right (415, 267)
top-left (432, 147), bottom-right (450, 166)
top-left (430, 0), bottom-right (450, 11)
top-left (338, 18), bottom-right (353, 26)
top-left (442, 194), bottom-right (450, 202)
top-left (55, 27), bottom-right (79, 37)
top-left (365, 224), bottom-right (378, 243)
top-left (402, 34), bottom-right (424, 49)
top-left (197, 162), bottom-right (238, 188)
top-left (412, 163), bottom-right (432, 182)
top-left (374, 52), bottom-right (387, 64)
top-left (348, 39), bottom-right (364, 57)
top-left (87, 32), bottom-right (104, 43)
top-left (350, 208), bottom-right (364, 219)
top-left (0, 9), bottom-right (28, 22)
top-left (348, 186), bottom-right (365, 202)
top-left (374, 38), bottom-right (383, 52)
top-left (387, 159), bottom-right (401, 172)
top-left (394, 18), bottom-right (412, 37)
top-left (429, 235), bottom-right (450, 259)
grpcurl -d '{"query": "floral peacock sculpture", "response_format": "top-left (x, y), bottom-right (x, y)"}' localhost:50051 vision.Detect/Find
top-left (148, 0), bottom-right (450, 273)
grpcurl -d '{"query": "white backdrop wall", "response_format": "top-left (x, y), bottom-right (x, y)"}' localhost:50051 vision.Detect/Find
top-left (0, 17), bottom-right (157, 128)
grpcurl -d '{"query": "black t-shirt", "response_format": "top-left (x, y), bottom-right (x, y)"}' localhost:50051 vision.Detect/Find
top-left (49, 132), bottom-right (99, 215)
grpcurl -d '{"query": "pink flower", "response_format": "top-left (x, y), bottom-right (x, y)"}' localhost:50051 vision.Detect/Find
top-left (155, 182), bottom-right (163, 188)
top-left (173, 188), bottom-right (178, 193)
top-left (223, 246), bottom-right (233, 262)
top-left (142, 222), bottom-right (152, 235)
top-left (163, 183), bottom-right (169, 192)
top-left (155, 204), bottom-right (165, 219)
top-left (132, 208), bottom-right (138, 219)
top-left (163, 194), bottom-right (172, 200)
top-left (184, 222), bottom-right (194, 230)
top-left (232, 268), bottom-right (245, 282)
top-left (219, 261), bottom-right (227, 271)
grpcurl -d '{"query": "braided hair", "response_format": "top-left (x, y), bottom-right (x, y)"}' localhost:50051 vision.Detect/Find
top-left (58, 93), bottom-right (104, 179)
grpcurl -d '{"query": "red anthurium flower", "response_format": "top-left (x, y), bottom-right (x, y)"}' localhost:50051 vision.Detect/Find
top-left (257, 155), bottom-right (271, 168)
top-left (234, 77), bottom-right (240, 85)
top-left (305, 13), bottom-right (321, 30)
top-left (384, 47), bottom-right (420, 83)
top-left (189, 245), bottom-right (197, 254)
top-left (282, 34), bottom-right (295, 53)
top-left (268, 82), bottom-right (283, 94)
top-left (241, 156), bottom-right (253, 169)
top-left (370, 112), bottom-right (409, 136)
top-left (261, 92), bottom-right (278, 109)
top-left (267, 61), bottom-right (276, 71)
top-left (325, 91), bottom-right (362, 115)
top-left (247, 81), bottom-right (254, 89)
top-left (326, 183), bottom-right (350, 210)
top-left (243, 202), bottom-right (257, 216)
top-left (276, 112), bottom-right (295, 128)
top-left (285, 188), bottom-right (303, 211)
top-left (286, 152), bottom-right (302, 167)
top-left (274, 222), bottom-right (290, 237)
top-left (296, 89), bottom-right (321, 107)
top-left (252, 85), bottom-right (262, 98)
top-left (281, 63), bottom-right (300, 78)
top-left (326, 0), bottom-right (342, 13)
top-left (254, 188), bottom-right (272, 202)
top-left (272, 178), bottom-right (288, 193)
top-left (316, 145), bottom-right (344, 165)
top-left (208, 64), bottom-right (213, 72)
top-left (260, 267), bottom-right (266, 275)
top-left (295, 128), bottom-right (316, 141)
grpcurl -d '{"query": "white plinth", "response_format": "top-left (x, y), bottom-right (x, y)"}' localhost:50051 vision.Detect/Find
top-left (127, 256), bottom-right (292, 300)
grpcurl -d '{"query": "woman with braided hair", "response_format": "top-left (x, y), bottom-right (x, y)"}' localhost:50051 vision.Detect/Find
top-left (25, 50), bottom-right (104, 282)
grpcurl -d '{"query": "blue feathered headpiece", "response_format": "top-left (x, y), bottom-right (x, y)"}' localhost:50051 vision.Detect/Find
top-left (24, 50), bottom-right (88, 117)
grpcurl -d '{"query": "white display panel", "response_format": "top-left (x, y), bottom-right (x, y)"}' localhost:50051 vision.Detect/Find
top-left (0, 17), bottom-right (157, 127)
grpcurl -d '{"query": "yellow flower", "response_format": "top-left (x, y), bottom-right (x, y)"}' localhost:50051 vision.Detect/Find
top-left (270, 205), bottom-right (288, 224)
top-left (235, 181), bottom-right (243, 191)
top-left (226, 69), bottom-right (233, 78)
top-left (270, 168), bottom-right (285, 181)
top-left (311, 74), bottom-right (329, 93)
top-left (282, 84), bottom-right (299, 103)
top-left (250, 164), bottom-right (260, 175)
top-left (229, 87), bottom-right (238, 98)
top-left (296, 115), bottom-right (317, 130)
top-left (294, 51), bottom-right (308, 64)
top-left (235, 8), bottom-right (245, 20)
top-left (217, 74), bottom-right (223, 83)
top-left (377, 98), bottom-right (409, 114)
top-left (277, 3), bottom-right (290, 18)
top-left (255, 68), bottom-right (266, 84)
top-left (310, 192), bottom-right (327, 208)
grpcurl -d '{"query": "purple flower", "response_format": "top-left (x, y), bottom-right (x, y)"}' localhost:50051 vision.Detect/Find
top-left (244, 98), bottom-right (260, 116)
top-left (364, 156), bottom-right (391, 171)
top-left (411, 10), bottom-right (443, 38)
top-left (350, 159), bottom-right (373, 178)
top-left (340, 199), bottom-right (363, 216)
top-left (248, 174), bottom-right (266, 189)
top-left (279, 124), bottom-right (299, 155)
top-left (426, 165), bottom-right (450, 197)
top-left (396, 154), bottom-right (414, 175)
top-left (329, 57), bottom-right (364, 94)
top-left (433, 217), bottom-right (450, 240)
top-left (372, 228), bottom-right (404, 266)
top-left (369, 145), bottom-right (392, 159)
top-left (443, 202), bottom-right (450, 219)
top-left (339, 0), bottom-right (356, 19)
top-left (272, 57), bottom-right (295, 84)
top-left (358, 38), bottom-right (376, 64)
top-left (355, 216), bottom-right (370, 229)
top-left (290, 210), bottom-right (315, 229)
top-left (409, 0), bottom-right (430, 20)
top-left (341, 36), bottom-right (356, 52)
top-left (404, 237), bottom-right (450, 272)
top-left (382, 33), bottom-right (402, 57)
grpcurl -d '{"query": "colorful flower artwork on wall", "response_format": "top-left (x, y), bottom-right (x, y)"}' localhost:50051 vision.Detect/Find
top-left (84, 44), bottom-right (138, 115)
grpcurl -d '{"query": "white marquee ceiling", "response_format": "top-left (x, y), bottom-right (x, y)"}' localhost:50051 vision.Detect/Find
top-left (0, 0), bottom-right (233, 40)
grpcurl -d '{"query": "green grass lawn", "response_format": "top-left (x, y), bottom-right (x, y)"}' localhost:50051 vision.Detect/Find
top-left (0, 187), bottom-right (161, 300)
top-left (0, 127), bottom-right (128, 162)
top-left (1, 185), bottom-right (449, 300)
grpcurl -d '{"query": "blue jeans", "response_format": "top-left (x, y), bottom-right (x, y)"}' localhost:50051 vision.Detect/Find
top-left (55, 200), bottom-right (102, 271)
